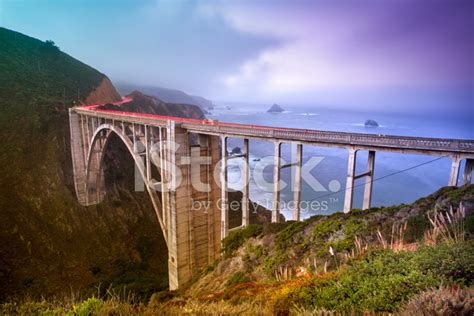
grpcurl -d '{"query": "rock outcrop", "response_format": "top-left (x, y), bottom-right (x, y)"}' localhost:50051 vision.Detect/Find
top-left (364, 119), bottom-right (379, 127)
top-left (267, 103), bottom-right (285, 113)
top-left (102, 90), bottom-right (205, 119)
top-left (84, 77), bottom-right (121, 104)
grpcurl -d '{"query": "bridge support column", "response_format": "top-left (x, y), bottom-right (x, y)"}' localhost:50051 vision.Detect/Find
top-left (166, 121), bottom-right (193, 290)
top-left (343, 148), bottom-right (357, 213)
top-left (463, 158), bottom-right (473, 185)
top-left (293, 143), bottom-right (303, 221)
top-left (242, 139), bottom-right (250, 227)
top-left (362, 150), bottom-right (376, 210)
top-left (449, 155), bottom-right (461, 187)
top-left (220, 136), bottom-right (229, 239)
top-left (272, 142), bottom-right (282, 223)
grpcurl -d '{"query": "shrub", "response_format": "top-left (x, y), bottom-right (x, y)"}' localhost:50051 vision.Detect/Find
top-left (400, 286), bottom-right (474, 316)
top-left (73, 297), bottom-right (103, 316)
top-left (221, 224), bottom-right (263, 257)
top-left (226, 272), bottom-right (250, 286)
top-left (414, 241), bottom-right (474, 286)
top-left (275, 220), bottom-right (308, 247)
top-left (278, 241), bottom-right (474, 313)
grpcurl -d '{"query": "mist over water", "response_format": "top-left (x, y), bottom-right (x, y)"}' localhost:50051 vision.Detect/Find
top-left (209, 102), bottom-right (473, 220)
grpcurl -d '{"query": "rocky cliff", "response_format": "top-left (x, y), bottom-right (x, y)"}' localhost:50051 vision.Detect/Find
top-left (102, 90), bottom-right (205, 119)
top-left (84, 77), bottom-right (121, 104)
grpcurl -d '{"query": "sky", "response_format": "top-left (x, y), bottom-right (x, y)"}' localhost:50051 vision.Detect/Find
top-left (1, 0), bottom-right (473, 114)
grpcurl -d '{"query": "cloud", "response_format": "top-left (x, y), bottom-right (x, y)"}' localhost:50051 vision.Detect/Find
top-left (200, 1), bottom-right (474, 102)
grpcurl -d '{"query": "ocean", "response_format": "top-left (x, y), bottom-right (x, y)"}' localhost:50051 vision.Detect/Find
top-left (208, 102), bottom-right (474, 220)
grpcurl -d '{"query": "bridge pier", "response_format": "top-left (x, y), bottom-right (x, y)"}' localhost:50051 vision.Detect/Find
top-left (242, 139), bottom-right (250, 227)
top-left (165, 122), bottom-right (222, 290)
top-left (362, 150), bottom-right (376, 210)
top-left (463, 158), bottom-right (473, 185)
top-left (449, 155), bottom-right (461, 186)
top-left (292, 143), bottom-right (303, 221)
top-left (272, 141), bottom-right (282, 223)
top-left (220, 136), bottom-right (229, 239)
top-left (343, 148), bottom-right (357, 213)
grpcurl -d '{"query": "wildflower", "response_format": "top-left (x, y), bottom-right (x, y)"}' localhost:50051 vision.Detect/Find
top-left (329, 246), bottom-right (334, 256)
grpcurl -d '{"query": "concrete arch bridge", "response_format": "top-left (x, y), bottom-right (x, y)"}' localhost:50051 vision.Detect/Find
top-left (69, 97), bottom-right (474, 289)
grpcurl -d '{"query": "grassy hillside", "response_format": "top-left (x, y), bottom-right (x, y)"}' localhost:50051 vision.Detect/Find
top-left (2, 186), bottom-right (473, 314)
top-left (0, 27), bottom-right (169, 300)
top-left (0, 27), bottom-right (107, 105)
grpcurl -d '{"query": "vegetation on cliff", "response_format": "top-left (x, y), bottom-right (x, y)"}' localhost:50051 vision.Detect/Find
top-left (0, 27), bottom-right (166, 300)
top-left (3, 186), bottom-right (473, 314)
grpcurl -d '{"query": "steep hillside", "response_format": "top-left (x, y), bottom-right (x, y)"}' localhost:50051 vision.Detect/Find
top-left (0, 27), bottom-right (120, 105)
top-left (2, 186), bottom-right (472, 314)
top-left (0, 28), bottom-right (165, 300)
top-left (161, 185), bottom-right (474, 314)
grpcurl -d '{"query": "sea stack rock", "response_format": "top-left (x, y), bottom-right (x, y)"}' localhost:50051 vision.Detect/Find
top-left (231, 146), bottom-right (242, 155)
top-left (364, 119), bottom-right (379, 127)
top-left (267, 103), bottom-right (285, 113)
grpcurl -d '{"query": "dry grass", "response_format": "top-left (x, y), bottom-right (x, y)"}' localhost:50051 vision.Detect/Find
top-left (425, 203), bottom-right (466, 245)
top-left (377, 222), bottom-right (412, 252)
top-left (344, 236), bottom-right (370, 261)
top-left (275, 266), bottom-right (294, 282)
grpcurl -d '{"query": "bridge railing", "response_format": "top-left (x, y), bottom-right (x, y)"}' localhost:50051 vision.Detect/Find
top-left (184, 123), bottom-right (474, 153)
top-left (75, 106), bottom-right (474, 154)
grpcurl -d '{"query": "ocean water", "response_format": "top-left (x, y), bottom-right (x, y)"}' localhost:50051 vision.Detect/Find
top-left (208, 102), bottom-right (474, 220)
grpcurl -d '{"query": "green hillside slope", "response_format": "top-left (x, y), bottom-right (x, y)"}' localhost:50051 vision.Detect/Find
top-left (0, 28), bottom-right (168, 300)
top-left (0, 27), bottom-right (105, 105)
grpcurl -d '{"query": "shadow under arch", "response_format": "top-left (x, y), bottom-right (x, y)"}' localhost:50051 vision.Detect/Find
top-left (85, 123), bottom-right (167, 245)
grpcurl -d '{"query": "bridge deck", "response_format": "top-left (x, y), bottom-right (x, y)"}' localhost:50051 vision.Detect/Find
top-left (74, 98), bottom-right (474, 157)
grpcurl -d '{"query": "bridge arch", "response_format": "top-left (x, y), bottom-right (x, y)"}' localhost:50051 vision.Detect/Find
top-left (84, 123), bottom-right (167, 244)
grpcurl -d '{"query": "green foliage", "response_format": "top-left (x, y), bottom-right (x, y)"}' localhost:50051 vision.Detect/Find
top-left (276, 220), bottom-right (308, 247)
top-left (405, 214), bottom-right (431, 242)
top-left (71, 297), bottom-right (103, 316)
top-left (414, 241), bottom-right (474, 286)
top-left (222, 224), bottom-right (263, 257)
top-left (312, 219), bottom-right (342, 238)
top-left (263, 251), bottom-right (288, 276)
top-left (446, 185), bottom-right (474, 205)
top-left (243, 244), bottom-right (264, 263)
top-left (0, 300), bottom-right (64, 315)
top-left (0, 27), bottom-right (104, 106)
top-left (466, 213), bottom-right (474, 236)
top-left (226, 272), bottom-right (250, 287)
top-left (277, 241), bottom-right (474, 313)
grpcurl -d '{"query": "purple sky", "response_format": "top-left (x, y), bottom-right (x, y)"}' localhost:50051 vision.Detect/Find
top-left (1, 0), bottom-right (473, 112)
